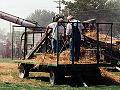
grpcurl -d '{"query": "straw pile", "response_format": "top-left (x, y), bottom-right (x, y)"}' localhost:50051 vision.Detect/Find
top-left (34, 47), bottom-right (96, 65)
top-left (33, 31), bottom-right (119, 65)
top-left (85, 31), bottom-right (120, 43)
top-left (85, 31), bottom-right (111, 42)
top-left (35, 53), bottom-right (57, 64)
top-left (100, 68), bottom-right (120, 84)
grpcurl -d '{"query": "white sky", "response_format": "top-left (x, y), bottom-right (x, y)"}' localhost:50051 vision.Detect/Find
top-left (0, 0), bottom-right (73, 34)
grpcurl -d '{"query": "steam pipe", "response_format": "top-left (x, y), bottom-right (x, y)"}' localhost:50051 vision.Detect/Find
top-left (0, 11), bottom-right (37, 27)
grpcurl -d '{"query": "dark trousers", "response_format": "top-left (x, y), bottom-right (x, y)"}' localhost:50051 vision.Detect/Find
top-left (51, 39), bottom-right (57, 53)
top-left (51, 38), bottom-right (63, 53)
top-left (69, 38), bottom-right (80, 61)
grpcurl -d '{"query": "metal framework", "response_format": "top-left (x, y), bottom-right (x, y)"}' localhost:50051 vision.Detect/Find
top-left (12, 21), bottom-right (120, 67)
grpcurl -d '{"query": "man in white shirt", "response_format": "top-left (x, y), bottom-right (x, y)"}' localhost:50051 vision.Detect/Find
top-left (66, 15), bottom-right (84, 63)
top-left (47, 17), bottom-right (65, 54)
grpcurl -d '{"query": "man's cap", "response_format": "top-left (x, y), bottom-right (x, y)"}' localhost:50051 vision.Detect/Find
top-left (67, 15), bottom-right (74, 20)
top-left (58, 18), bottom-right (64, 22)
top-left (54, 14), bottom-right (64, 22)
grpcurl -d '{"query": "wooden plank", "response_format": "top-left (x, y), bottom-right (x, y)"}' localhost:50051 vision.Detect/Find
top-left (13, 60), bottom-right (36, 64)
top-left (13, 60), bottom-right (58, 66)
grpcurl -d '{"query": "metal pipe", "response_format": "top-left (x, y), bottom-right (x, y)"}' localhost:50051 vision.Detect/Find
top-left (57, 23), bottom-right (59, 65)
top-left (23, 27), bottom-right (27, 60)
top-left (96, 23), bottom-right (100, 65)
top-left (0, 11), bottom-right (37, 27)
top-left (110, 23), bottom-right (113, 59)
top-left (12, 26), bottom-right (14, 60)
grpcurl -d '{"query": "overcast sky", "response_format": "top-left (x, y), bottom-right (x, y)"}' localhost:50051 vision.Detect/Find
top-left (0, 0), bottom-right (72, 33)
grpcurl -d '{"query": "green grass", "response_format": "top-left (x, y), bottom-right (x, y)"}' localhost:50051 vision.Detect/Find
top-left (0, 83), bottom-right (119, 90)
top-left (0, 83), bottom-right (42, 90)
top-left (0, 58), bottom-right (13, 63)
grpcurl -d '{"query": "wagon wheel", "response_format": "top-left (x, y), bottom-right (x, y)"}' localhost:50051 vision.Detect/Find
top-left (49, 70), bottom-right (57, 85)
top-left (49, 70), bottom-right (65, 85)
top-left (116, 61), bottom-right (120, 68)
top-left (18, 63), bottom-right (29, 78)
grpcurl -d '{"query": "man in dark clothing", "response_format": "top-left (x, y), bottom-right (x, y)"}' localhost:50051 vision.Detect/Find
top-left (66, 15), bottom-right (84, 63)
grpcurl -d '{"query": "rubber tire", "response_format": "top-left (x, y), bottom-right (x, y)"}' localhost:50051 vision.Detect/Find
top-left (18, 64), bottom-right (29, 78)
top-left (49, 70), bottom-right (57, 85)
top-left (49, 69), bottom-right (65, 85)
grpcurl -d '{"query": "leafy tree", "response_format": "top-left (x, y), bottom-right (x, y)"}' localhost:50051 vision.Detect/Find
top-left (63, 0), bottom-right (120, 14)
top-left (62, 0), bottom-right (120, 37)
top-left (27, 9), bottom-right (55, 27)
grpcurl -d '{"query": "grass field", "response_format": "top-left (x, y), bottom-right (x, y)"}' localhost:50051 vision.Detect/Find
top-left (0, 58), bottom-right (119, 90)
top-left (0, 83), bottom-right (119, 90)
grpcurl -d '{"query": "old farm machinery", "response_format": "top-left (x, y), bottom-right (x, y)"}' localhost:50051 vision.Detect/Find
top-left (0, 11), bottom-right (120, 86)
top-left (13, 21), bottom-right (120, 86)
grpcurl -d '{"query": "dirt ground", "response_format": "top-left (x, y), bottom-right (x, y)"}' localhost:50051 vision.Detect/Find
top-left (0, 63), bottom-right (40, 85)
top-left (0, 63), bottom-right (18, 83)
